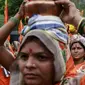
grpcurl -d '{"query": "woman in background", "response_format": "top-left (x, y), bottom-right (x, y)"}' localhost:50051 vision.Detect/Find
top-left (70, 34), bottom-right (85, 73)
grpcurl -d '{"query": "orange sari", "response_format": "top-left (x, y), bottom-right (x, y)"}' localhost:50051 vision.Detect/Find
top-left (0, 67), bottom-right (10, 85)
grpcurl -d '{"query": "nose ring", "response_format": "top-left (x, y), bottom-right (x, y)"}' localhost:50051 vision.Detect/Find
top-left (32, 64), bottom-right (36, 67)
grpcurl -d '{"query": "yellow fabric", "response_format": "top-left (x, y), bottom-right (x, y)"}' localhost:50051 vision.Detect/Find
top-left (69, 24), bottom-right (76, 32)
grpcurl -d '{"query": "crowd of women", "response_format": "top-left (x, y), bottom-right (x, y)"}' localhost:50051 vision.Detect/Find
top-left (0, 0), bottom-right (85, 85)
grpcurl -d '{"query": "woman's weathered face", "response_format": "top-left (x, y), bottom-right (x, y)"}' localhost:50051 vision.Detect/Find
top-left (71, 42), bottom-right (85, 60)
top-left (18, 40), bottom-right (54, 85)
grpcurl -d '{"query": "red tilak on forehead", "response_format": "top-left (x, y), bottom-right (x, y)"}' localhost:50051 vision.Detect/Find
top-left (28, 48), bottom-right (33, 53)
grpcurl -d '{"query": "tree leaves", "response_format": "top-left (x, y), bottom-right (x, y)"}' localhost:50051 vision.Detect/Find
top-left (0, 0), bottom-right (23, 16)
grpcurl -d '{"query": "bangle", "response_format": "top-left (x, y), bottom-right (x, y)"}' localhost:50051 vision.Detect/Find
top-left (77, 18), bottom-right (85, 35)
top-left (9, 17), bottom-right (20, 25)
top-left (77, 18), bottom-right (84, 29)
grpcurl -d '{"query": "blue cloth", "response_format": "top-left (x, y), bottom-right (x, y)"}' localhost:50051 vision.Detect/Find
top-left (21, 14), bottom-right (68, 44)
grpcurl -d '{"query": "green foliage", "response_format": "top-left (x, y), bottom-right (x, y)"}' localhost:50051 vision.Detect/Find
top-left (0, 0), bottom-right (4, 14)
top-left (0, 0), bottom-right (23, 27)
top-left (71, 0), bottom-right (85, 16)
top-left (8, 0), bottom-right (23, 16)
top-left (0, 14), bottom-right (4, 27)
top-left (0, 0), bottom-right (85, 17)
top-left (0, 0), bottom-right (23, 16)
top-left (77, 3), bottom-right (85, 16)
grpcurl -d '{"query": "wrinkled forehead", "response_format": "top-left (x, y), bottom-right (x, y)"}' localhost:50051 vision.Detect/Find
top-left (20, 36), bottom-right (52, 52)
top-left (19, 30), bottom-right (57, 56)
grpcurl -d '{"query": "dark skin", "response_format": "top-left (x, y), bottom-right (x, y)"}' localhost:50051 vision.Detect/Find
top-left (18, 38), bottom-right (54, 85)
top-left (24, 0), bottom-right (62, 17)
top-left (0, 0), bottom-right (83, 46)
top-left (24, 0), bottom-right (82, 28)
top-left (0, 2), bottom-right (25, 70)
top-left (0, 7), bottom-right (24, 46)
top-left (0, 0), bottom-right (84, 70)
top-left (0, 46), bottom-right (15, 70)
